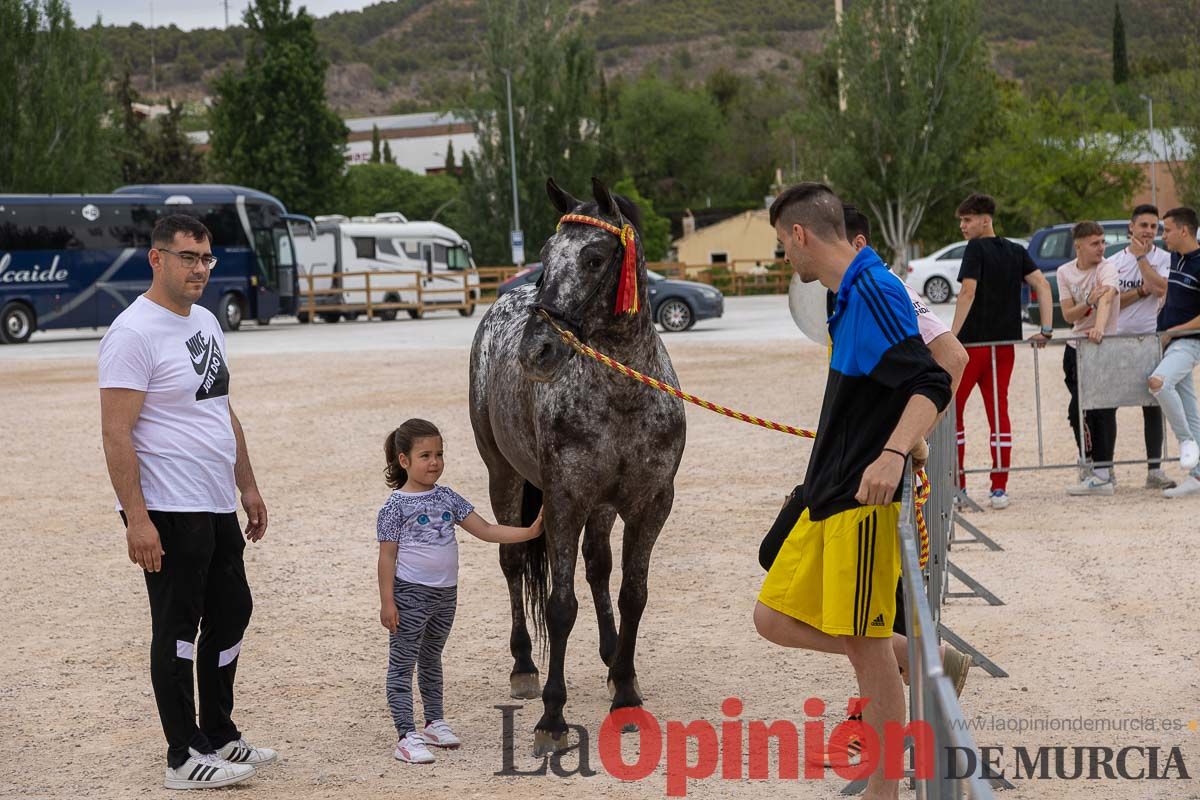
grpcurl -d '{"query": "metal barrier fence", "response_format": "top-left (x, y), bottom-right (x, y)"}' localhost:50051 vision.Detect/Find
top-left (841, 467), bottom-right (998, 798)
top-left (958, 333), bottom-right (1171, 478)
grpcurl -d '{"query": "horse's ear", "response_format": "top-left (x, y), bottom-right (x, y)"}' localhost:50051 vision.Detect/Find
top-left (591, 177), bottom-right (618, 219)
top-left (546, 178), bottom-right (579, 214)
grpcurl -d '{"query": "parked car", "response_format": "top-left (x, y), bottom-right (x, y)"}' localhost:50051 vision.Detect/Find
top-left (1022, 222), bottom-right (1151, 327)
top-left (497, 265), bottom-right (724, 332)
top-left (904, 238), bottom-right (1029, 304)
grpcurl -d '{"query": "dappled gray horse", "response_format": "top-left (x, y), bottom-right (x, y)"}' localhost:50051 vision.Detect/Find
top-left (469, 178), bottom-right (686, 754)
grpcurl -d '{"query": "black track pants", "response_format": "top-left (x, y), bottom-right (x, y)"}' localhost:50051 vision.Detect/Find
top-left (123, 511), bottom-right (253, 768)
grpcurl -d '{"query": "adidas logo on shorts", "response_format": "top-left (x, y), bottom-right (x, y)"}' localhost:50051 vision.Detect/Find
top-left (870, 613), bottom-right (886, 627)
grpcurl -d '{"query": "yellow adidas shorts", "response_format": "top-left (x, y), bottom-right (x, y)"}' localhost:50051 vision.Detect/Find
top-left (758, 504), bottom-right (900, 638)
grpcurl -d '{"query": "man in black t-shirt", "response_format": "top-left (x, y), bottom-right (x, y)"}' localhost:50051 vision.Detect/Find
top-left (950, 193), bottom-right (1054, 509)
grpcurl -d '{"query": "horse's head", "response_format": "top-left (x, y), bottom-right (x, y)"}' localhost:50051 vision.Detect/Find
top-left (519, 177), bottom-right (646, 383)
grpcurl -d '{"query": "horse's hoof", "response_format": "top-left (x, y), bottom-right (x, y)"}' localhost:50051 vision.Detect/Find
top-left (606, 676), bottom-right (642, 701)
top-left (533, 729), bottom-right (570, 756)
top-left (510, 673), bottom-right (541, 700)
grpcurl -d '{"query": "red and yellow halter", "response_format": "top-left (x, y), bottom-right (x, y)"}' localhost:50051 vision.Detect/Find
top-left (556, 213), bottom-right (640, 315)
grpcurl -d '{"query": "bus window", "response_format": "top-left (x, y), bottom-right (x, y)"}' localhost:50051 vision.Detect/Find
top-left (276, 226), bottom-right (295, 268)
top-left (433, 243), bottom-right (448, 265)
top-left (353, 237), bottom-right (376, 259)
top-left (447, 245), bottom-right (470, 270)
top-left (377, 238), bottom-right (399, 256)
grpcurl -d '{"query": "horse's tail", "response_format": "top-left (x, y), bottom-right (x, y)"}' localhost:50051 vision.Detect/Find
top-left (520, 480), bottom-right (549, 649)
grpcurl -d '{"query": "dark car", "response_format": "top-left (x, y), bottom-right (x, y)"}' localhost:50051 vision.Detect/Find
top-left (1023, 220), bottom-right (1136, 327)
top-left (496, 264), bottom-right (724, 332)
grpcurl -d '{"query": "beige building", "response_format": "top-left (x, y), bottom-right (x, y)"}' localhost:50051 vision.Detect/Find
top-left (672, 209), bottom-right (782, 269)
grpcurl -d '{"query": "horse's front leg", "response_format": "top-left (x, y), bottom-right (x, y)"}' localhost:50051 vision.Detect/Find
top-left (583, 506), bottom-right (619, 668)
top-left (533, 497), bottom-right (587, 756)
top-left (608, 487), bottom-right (673, 711)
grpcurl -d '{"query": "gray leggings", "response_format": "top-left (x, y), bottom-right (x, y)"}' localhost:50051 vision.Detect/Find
top-left (386, 580), bottom-right (457, 736)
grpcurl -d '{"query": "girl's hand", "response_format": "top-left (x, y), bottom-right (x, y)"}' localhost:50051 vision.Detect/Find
top-left (529, 509), bottom-right (545, 539)
top-left (380, 602), bottom-right (399, 633)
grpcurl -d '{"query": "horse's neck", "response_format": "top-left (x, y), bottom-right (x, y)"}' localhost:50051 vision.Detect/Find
top-left (593, 316), bottom-right (660, 371)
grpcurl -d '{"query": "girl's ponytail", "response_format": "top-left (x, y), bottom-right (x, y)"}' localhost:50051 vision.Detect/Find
top-left (383, 419), bottom-right (442, 490)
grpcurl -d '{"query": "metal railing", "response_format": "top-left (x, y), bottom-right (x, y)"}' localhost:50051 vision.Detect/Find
top-left (958, 332), bottom-right (1172, 478)
top-left (898, 467), bottom-right (998, 800)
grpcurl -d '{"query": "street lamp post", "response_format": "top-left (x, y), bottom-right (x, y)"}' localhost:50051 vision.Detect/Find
top-left (503, 69), bottom-right (523, 265)
top-left (1140, 93), bottom-right (1157, 208)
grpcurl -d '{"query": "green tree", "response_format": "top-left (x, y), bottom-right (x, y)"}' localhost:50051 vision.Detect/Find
top-left (610, 75), bottom-right (725, 207)
top-left (791, 0), bottom-right (996, 271)
top-left (144, 102), bottom-right (206, 182)
top-left (0, 0), bottom-right (115, 192)
top-left (456, 0), bottom-right (601, 265)
top-left (1161, 68), bottom-right (1200, 208)
top-left (114, 68), bottom-right (149, 184)
top-left (1112, 2), bottom-right (1130, 85)
top-left (208, 0), bottom-right (347, 214)
top-left (973, 87), bottom-right (1145, 227)
top-left (612, 178), bottom-right (670, 261)
top-left (443, 139), bottom-right (456, 173)
top-left (337, 163), bottom-right (460, 221)
top-left (382, 139), bottom-right (395, 165)
top-left (370, 124), bottom-right (381, 163)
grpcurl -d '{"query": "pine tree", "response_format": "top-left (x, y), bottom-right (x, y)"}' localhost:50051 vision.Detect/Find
top-left (443, 139), bottom-right (456, 173)
top-left (370, 124), bottom-right (381, 163)
top-left (1112, 2), bottom-right (1130, 84)
top-left (382, 139), bottom-right (394, 165)
top-left (114, 69), bottom-right (149, 183)
top-left (209, 0), bottom-right (347, 214)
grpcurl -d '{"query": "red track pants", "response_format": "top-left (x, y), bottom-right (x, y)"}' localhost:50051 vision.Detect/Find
top-left (955, 344), bottom-right (1014, 492)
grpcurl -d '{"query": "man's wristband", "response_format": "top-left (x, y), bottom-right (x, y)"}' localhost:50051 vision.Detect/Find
top-left (1040, 325), bottom-right (1053, 337)
top-left (881, 447), bottom-right (908, 460)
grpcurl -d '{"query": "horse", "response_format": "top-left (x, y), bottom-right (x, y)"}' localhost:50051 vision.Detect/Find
top-left (468, 177), bottom-right (686, 755)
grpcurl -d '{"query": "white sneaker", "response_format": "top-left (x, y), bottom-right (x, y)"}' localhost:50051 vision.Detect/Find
top-left (988, 490), bottom-right (1010, 510)
top-left (1163, 476), bottom-right (1200, 498)
top-left (1181, 440), bottom-right (1200, 471)
top-left (216, 737), bottom-right (277, 766)
top-left (394, 731), bottom-right (435, 764)
top-left (422, 719), bottom-right (462, 749)
top-left (1066, 475), bottom-right (1114, 496)
top-left (165, 748), bottom-right (255, 790)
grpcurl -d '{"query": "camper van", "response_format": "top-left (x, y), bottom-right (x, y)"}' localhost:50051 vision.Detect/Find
top-left (0, 184), bottom-right (309, 343)
top-left (293, 213), bottom-right (478, 322)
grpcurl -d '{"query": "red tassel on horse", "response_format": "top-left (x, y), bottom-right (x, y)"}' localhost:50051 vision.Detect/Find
top-left (615, 226), bottom-right (639, 315)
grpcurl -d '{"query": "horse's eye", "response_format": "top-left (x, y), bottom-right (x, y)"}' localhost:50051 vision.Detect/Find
top-left (587, 256), bottom-right (603, 270)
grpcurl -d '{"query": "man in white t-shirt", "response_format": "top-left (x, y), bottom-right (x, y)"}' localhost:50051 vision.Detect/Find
top-left (1057, 221), bottom-right (1120, 495)
top-left (99, 215), bottom-right (275, 790)
top-left (1111, 204), bottom-right (1175, 489)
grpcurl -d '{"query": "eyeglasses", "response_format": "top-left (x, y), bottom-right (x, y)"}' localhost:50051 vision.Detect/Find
top-left (158, 248), bottom-right (218, 271)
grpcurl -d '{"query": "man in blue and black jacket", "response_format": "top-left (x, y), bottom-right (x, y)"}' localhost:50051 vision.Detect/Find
top-left (754, 183), bottom-right (962, 797)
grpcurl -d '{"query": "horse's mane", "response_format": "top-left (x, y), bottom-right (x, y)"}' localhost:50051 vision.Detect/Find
top-left (613, 194), bottom-right (643, 237)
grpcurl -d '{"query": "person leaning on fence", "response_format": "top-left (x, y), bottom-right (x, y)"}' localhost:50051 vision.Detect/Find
top-left (950, 193), bottom-right (1055, 510)
top-left (1111, 204), bottom-right (1176, 490)
top-left (1148, 207), bottom-right (1200, 498)
top-left (1057, 221), bottom-right (1120, 496)
top-left (755, 183), bottom-right (966, 800)
top-left (98, 214), bottom-right (276, 790)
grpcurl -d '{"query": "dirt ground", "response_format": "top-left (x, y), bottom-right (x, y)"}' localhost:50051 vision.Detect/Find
top-left (2, 305), bottom-right (1199, 799)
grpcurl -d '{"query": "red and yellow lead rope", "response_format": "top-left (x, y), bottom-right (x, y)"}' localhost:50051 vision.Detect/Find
top-left (535, 308), bottom-right (931, 568)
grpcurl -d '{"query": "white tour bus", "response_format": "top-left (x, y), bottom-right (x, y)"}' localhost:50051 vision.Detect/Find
top-left (293, 212), bottom-right (479, 321)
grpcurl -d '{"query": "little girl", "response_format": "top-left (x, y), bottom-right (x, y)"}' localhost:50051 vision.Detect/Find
top-left (376, 418), bottom-right (542, 764)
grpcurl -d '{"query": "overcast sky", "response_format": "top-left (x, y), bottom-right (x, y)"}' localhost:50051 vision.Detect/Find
top-left (69, 0), bottom-right (378, 30)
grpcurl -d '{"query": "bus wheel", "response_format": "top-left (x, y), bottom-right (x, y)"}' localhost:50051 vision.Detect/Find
top-left (343, 311), bottom-right (360, 321)
top-left (219, 293), bottom-right (243, 332)
top-left (407, 308), bottom-right (423, 320)
top-left (374, 293), bottom-right (398, 321)
top-left (319, 312), bottom-right (342, 324)
top-left (297, 311), bottom-right (311, 324)
top-left (0, 301), bottom-right (35, 344)
top-left (458, 304), bottom-right (476, 317)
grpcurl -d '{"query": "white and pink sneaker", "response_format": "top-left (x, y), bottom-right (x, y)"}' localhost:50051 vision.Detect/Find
top-left (422, 720), bottom-right (461, 749)
top-left (394, 731), bottom-right (435, 764)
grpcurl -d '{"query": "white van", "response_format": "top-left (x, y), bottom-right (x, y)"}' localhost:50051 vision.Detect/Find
top-left (293, 212), bottom-right (478, 321)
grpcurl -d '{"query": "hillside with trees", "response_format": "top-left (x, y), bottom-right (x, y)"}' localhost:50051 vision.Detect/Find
top-left (84, 0), bottom-right (1196, 116)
